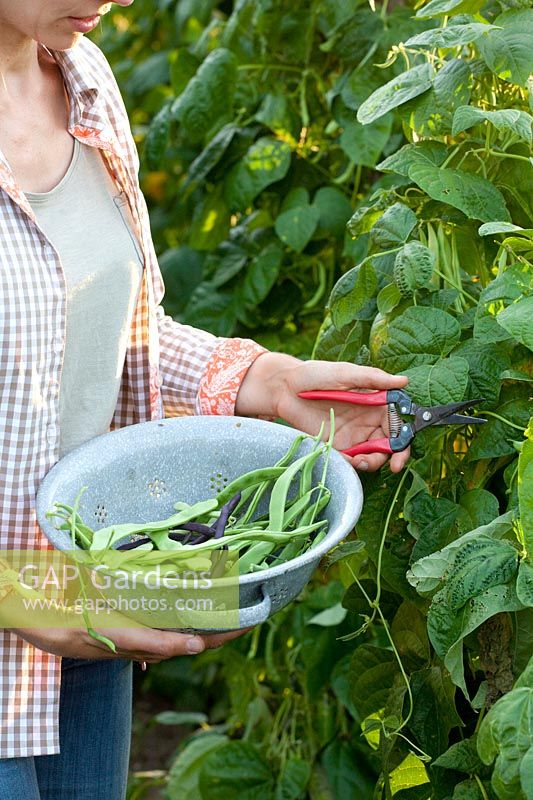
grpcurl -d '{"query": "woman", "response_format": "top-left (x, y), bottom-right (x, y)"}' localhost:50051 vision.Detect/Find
top-left (0, 2), bottom-right (409, 797)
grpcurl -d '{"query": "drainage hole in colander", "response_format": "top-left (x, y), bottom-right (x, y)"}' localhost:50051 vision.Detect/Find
top-left (147, 478), bottom-right (168, 499)
top-left (209, 473), bottom-right (229, 494)
top-left (94, 503), bottom-right (108, 523)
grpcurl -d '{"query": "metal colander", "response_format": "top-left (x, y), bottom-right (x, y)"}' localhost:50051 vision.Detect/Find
top-left (36, 415), bottom-right (363, 631)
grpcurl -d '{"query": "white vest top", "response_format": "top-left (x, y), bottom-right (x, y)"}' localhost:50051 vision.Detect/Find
top-left (26, 137), bottom-right (143, 457)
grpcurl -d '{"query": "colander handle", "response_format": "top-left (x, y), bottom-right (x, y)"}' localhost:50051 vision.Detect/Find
top-left (238, 584), bottom-right (271, 628)
top-left (172, 584), bottom-right (272, 631)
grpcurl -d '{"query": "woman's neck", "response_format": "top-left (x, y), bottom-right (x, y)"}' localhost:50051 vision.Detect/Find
top-left (0, 25), bottom-right (42, 101)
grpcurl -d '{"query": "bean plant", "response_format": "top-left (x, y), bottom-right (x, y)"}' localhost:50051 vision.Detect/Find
top-left (95, 1), bottom-right (532, 798)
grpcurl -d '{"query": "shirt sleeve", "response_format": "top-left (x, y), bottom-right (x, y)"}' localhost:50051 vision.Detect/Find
top-left (156, 306), bottom-right (268, 417)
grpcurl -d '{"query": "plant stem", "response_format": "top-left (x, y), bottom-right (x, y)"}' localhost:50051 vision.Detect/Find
top-left (482, 411), bottom-right (525, 431)
top-left (238, 63), bottom-right (303, 74)
top-left (374, 470), bottom-right (409, 608)
top-left (434, 267), bottom-right (477, 303)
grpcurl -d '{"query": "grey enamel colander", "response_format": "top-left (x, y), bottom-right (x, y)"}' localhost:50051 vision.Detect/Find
top-left (36, 416), bottom-right (363, 632)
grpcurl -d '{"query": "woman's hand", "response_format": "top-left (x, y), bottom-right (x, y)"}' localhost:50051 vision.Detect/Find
top-left (11, 623), bottom-right (247, 662)
top-left (235, 353), bottom-right (410, 473)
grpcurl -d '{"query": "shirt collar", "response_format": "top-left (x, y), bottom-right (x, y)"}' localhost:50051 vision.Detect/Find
top-left (45, 45), bottom-right (101, 130)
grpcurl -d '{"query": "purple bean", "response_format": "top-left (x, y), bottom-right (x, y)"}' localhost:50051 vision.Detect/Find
top-left (214, 492), bottom-right (241, 539)
top-left (179, 522), bottom-right (215, 535)
top-left (115, 536), bottom-right (151, 551)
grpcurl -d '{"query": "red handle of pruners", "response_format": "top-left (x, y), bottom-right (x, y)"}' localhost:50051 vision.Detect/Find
top-left (342, 438), bottom-right (393, 457)
top-left (298, 390), bottom-right (389, 406)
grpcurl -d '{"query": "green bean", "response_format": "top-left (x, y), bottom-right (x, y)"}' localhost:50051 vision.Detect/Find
top-left (237, 434), bottom-right (308, 526)
top-left (267, 446), bottom-right (324, 532)
top-left (215, 466), bottom-right (287, 508)
top-left (90, 498), bottom-right (218, 550)
top-left (282, 487), bottom-right (318, 529)
top-left (236, 541), bottom-right (276, 574)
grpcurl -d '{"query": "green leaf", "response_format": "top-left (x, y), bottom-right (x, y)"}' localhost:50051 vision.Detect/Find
top-left (190, 190), bottom-right (230, 250)
top-left (340, 114), bottom-right (393, 167)
top-left (444, 538), bottom-right (519, 612)
top-left (478, 685), bottom-right (533, 800)
top-left (517, 561), bottom-right (533, 608)
top-left (474, 264), bottom-right (533, 344)
top-left (466, 398), bottom-right (531, 461)
top-left (519, 420), bottom-right (533, 555)
top-left (329, 261), bottom-right (378, 330)
top-left (371, 203), bottom-right (418, 248)
top-left (478, 9), bottom-right (533, 87)
top-left (275, 205), bottom-right (320, 252)
top-left (145, 102), bottom-right (172, 170)
top-left (407, 512), bottom-right (515, 594)
top-left (458, 489), bottom-right (500, 534)
top-left (185, 124), bottom-right (240, 189)
top-left (275, 759), bottom-right (311, 800)
top-left (400, 60), bottom-right (472, 137)
top-left (311, 316), bottom-right (364, 362)
top-left (377, 141), bottom-right (448, 176)
top-left (307, 603), bottom-right (348, 627)
top-left (452, 340), bottom-right (510, 407)
top-left (169, 47), bottom-right (201, 95)
top-left (409, 667), bottom-right (463, 758)
top-left (240, 242), bottom-right (283, 307)
top-left (184, 284), bottom-right (237, 336)
top-left (357, 64), bottom-right (434, 125)
top-left (433, 736), bottom-right (484, 773)
top-left (479, 221), bottom-right (530, 236)
top-left (172, 48), bottom-right (238, 142)
top-left (312, 187), bottom-right (355, 238)
top-left (371, 307), bottom-right (461, 372)
top-left (167, 734), bottom-right (229, 800)
top-left (255, 92), bottom-right (299, 137)
top-left (224, 137), bottom-right (292, 211)
top-left (159, 246), bottom-right (204, 316)
top-left (155, 711), bottom-right (208, 726)
top-left (479, 221), bottom-right (533, 237)
top-left (403, 356), bottom-right (469, 407)
top-left (497, 297), bottom-right (533, 352)
top-left (405, 23), bottom-right (497, 48)
top-left (199, 742), bottom-right (275, 800)
top-left (451, 779), bottom-right (484, 800)
top-left (377, 283), bottom-right (402, 315)
top-left (321, 740), bottom-right (376, 799)
top-left (431, 580), bottom-right (524, 696)
top-left (453, 106), bottom-right (533, 146)
top-left (348, 645), bottom-right (399, 720)
top-left (389, 754), bottom-right (430, 795)
top-left (393, 241), bottom-right (436, 297)
top-left (405, 487), bottom-right (460, 561)
top-left (408, 165), bottom-right (510, 223)
top-left (415, 0), bottom-right (487, 19)
top-left (391, 601), bottom-right (431, 669)
top-left (325, 539), bottom-right (366, 568)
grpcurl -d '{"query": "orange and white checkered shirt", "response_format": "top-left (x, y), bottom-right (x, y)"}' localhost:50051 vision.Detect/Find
top-left (0, 37), bottom-right (266, 757)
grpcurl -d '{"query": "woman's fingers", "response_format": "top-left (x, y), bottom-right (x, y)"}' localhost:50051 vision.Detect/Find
top-left (87, 625), bottom-right (251, 662)
top-left (293, 361), bottom-right (409, 392)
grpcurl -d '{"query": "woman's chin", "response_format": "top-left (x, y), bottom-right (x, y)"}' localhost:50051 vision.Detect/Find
top-left (40, 31), bottom-right (85, 52)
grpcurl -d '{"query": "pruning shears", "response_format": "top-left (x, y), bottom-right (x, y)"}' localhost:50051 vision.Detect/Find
top-left (297, 389), bottom-right (487, 457)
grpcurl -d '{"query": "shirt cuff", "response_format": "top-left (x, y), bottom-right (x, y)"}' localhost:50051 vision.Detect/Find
top-left (196, 338), bottom-right (269, 416)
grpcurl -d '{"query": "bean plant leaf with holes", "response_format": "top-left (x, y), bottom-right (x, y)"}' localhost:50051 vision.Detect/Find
top-left (407, 166), bottom-right (510, 222)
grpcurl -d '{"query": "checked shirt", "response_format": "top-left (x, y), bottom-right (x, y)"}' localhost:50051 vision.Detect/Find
top-left (0, 36), bottom-right (266, 757)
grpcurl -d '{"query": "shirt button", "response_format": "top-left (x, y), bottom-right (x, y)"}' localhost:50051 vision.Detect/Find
top-left (53, 338), bottom-right (62, 355)
top-left (46, 424), bottom-right (57, 445)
